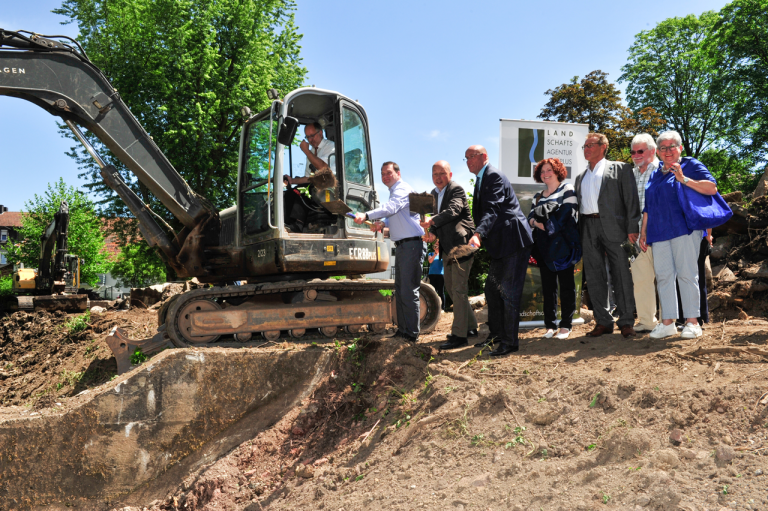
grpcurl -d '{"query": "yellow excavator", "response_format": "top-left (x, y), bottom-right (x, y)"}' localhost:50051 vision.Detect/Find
top-left (11, 200), bottom-right (87, 312)
top-left (0, 29), bottom-right (441, 370)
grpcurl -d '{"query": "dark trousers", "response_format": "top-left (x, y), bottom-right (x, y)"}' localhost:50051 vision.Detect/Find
top-left (676, 236), bottom-right (710, 325)
top-left (428, 274), bottom-right (445, 310)
top-left (395, 240), bottom-right (427, 337)
top-left (539, 262), bottom-right (576, 330)
top-left (581, 217), bottom-right (636, 328)
top-left (283, 189), bottom-right (307, 225)
top-left (486, 246), bottom-right (532, 348)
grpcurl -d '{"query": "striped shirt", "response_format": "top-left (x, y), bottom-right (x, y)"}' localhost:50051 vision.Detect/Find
top-left (528, 182), bottom-right (579, 229)
top-left (633, 158), bottom-right (659, 232)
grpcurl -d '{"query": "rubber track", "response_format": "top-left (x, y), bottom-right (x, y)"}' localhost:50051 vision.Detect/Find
top-left (165, 278), bottom-right (400, 348)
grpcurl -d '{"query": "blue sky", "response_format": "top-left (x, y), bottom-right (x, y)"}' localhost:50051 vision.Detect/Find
top-left (0, 0), bottom-right (731, 212)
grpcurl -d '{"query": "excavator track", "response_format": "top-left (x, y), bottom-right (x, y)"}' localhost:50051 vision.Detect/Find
top-left (162, 278), bottom-right (442, 348)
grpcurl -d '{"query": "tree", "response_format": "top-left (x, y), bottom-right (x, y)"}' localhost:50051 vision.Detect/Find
top-left (110, 243), bottom-right (166, 288)
top-left (619, 12), bottom-right (743, 158)
top-left (5, 179), bottom-right (112, 286)
top-left (53, 0), bottom-right (307, 223)
top-left (709, 0), bottom-right (768, 164)
top-left (538, 71), bottom-right (666, 162)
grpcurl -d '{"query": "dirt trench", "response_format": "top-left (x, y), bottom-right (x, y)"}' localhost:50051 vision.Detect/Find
top-left (3, 300), bottom-right (768, 510)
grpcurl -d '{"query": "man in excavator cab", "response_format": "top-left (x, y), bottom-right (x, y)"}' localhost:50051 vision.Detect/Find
top-left (283, 122), bottom-right (337, 233)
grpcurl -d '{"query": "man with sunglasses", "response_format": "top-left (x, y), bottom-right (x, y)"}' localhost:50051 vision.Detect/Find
top-left (575, 133), bottom-right (641, 338)
top-left (283, 122), bottom-right (336, 231)
top-left (629, 134), bottom-right (661, 333)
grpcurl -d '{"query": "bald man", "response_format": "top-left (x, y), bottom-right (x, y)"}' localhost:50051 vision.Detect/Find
top-left (466, 145), bottom-right (534, 357)
top-left (422, 160), bottom-right (477, 350)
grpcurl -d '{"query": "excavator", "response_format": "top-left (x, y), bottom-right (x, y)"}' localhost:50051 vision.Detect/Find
top-left (0, 29), bottom-right (441, 366)
top-left (11, 200), bottom-right (87, 312)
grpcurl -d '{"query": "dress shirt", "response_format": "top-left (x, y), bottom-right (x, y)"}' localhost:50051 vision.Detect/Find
top-left (304, 138), bottom-right (336, 176)
top-left (366, 179), bottom-right (425, 242)
top-left (434, 185), bottom-right (447, 212)
top-left (476, 164), bottom-right (488, 191)
top-left (579, 158), bottom-right (606, 215)
top-left (633, 158), bottom-right (659, 232)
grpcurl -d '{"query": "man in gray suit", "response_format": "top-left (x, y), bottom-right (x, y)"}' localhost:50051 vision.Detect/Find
top-left (575, 133), bottom-right (641, 338)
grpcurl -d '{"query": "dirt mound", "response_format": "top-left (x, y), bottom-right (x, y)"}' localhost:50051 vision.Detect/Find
top-left (0, 308), bottom-right (156, 407)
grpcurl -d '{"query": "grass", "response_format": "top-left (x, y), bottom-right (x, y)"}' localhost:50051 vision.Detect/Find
top-left (130, 348), bottom-right (148, 365)
top-left (589, 392), bottom-right (601, 408)
top-left (64, 310), bottom-right (91, 334)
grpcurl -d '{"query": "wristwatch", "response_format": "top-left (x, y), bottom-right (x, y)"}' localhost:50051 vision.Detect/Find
top-left (683, 176), bottom-right (690, 184)
top-left (364, 213), bottom-right (370, 221)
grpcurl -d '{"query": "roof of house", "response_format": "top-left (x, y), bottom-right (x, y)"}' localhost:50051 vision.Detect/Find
top-left (0, 212), bottom-right (24, 228)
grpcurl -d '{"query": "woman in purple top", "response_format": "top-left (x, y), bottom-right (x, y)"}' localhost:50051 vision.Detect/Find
top-left (638, 131), bottom-right (719, 340)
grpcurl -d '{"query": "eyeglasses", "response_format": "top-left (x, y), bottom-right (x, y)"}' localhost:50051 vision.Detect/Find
top-left (658, 145), bottom-right (679, 153)
top-left (629, 149), bottom-right (646, 156)
top-left (305, 131), bottom-right (320, 141)
top-left (463, 154), bottom-right (481, 162)
top-left (582, 142), bottom-right (604, 150)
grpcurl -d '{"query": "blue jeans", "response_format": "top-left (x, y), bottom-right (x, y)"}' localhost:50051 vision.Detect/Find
top-left (486, 246), bottom-right (532, 347)
top-left (395, 240), bottom-right (427, 337)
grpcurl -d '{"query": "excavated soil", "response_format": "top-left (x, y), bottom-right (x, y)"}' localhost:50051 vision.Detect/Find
top-left (4, 299), bottom-right (768, 510)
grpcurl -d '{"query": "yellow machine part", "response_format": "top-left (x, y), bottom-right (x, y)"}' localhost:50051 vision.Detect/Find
top-left (13, 268), bottom-right (37, 290)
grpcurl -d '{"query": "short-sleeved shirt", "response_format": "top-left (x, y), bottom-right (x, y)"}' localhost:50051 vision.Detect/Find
top-left (643, 158), bottom-right (716, 244)
top-left (304, 138), bottom-right (336, 176)
top-left (428, 253), bottom-right (444, 275)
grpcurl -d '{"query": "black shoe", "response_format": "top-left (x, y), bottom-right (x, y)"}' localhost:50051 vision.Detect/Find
top-left (392, 331), bottom-right (418, 343)
top-left (489, 344), bottom-right (519, 357)
top-left (439, 335), bottom-right (468, 350)
top-left (467, 329), bottom-right (479, 338)
top-left (474, 337), bottom-right (495, 349)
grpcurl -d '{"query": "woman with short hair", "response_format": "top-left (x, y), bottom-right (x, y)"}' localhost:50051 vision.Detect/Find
top-left (639, 130), bottom-right (719, 340)
top-left (528, 158), bottom-right (581, 340)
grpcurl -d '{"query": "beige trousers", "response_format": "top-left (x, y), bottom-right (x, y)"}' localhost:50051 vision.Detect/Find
top-left (630, 245), bottom-right (658, 327)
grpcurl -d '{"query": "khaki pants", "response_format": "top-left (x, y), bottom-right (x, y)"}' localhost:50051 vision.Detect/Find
top-left (443, 256), bottom-right (478, 337)
top-left (630, 245), bottom-right (658, 327)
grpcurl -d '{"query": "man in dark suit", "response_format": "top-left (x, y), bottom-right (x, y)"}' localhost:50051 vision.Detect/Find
top-left (575, 133), bottom-right (641, 338)
top-left (465, 145), bottom-right (534, 357)
top-left (422, 160), bottom-right (478, 349)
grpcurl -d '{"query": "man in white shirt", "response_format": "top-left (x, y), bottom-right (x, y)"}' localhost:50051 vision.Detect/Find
top-left (629, 133), bottom-right (661, 332)
top-left (283, 123), bottom-right (336, 231)
top-left (574, 133), bottom-right (641, 338)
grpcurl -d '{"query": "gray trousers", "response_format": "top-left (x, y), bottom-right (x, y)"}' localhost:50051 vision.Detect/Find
top-left (582, 217), bottom-right (636, 328)
top-left (394, 239), bottom-right (427, 337)
top-left (443, 256), bottom-right (478, 337)
top-left (653, 230), bottom-right (702, 320)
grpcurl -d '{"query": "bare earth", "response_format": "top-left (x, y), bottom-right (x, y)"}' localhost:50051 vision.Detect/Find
top-left (3, 302), bottom-right (768, 511)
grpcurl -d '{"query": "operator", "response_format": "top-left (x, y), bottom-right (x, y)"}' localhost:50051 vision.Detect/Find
top-left (354, 162), bottom-right (425, 343)
top-left (283, 122), bottom-right (336, 232)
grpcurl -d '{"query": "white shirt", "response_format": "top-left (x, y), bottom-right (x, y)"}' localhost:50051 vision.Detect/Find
top-left (579, 158), bottom-right (606, 215)
top-left (434, 184), bottom-right (447, 212)
top-left (304, 138), bottom-right (336, 177)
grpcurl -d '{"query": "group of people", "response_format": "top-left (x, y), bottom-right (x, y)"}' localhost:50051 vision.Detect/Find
top-left (352, 129), bottom-right (724, 357)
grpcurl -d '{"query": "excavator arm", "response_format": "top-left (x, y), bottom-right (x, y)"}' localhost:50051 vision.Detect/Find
top-left (0, 29), bottom-right (220, 277)
top-left (37, 200), bottom-right (70, 294)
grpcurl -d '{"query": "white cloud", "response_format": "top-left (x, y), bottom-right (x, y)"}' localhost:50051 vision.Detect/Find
top-left (424, 129), bottom-right (449, 141)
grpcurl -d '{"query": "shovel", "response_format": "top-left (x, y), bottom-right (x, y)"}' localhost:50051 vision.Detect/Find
top-left (409, 192), bottom-right (435, 223)
top-left (320, 200), bottom-right (373, 226)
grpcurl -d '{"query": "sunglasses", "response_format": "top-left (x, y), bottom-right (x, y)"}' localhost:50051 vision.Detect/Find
top-left (629, 149), bottom-right (647, 156)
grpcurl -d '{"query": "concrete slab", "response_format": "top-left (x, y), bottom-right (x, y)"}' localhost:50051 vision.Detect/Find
top-left (0, 347), bottom-right (334, 509)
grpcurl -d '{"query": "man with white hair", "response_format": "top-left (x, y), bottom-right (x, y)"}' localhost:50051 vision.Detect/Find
top-left (630, 133), bottom-right (661, 332)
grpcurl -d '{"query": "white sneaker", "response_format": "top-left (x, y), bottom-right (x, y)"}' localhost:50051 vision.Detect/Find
top-left (650, 322), bottom-right (677, 339)
top-left (543, 329), bottom-right (555, 338)
top-left (555, 329), bottom-right (571, 340)
top-left (681, 322), bottom-right (703, 339)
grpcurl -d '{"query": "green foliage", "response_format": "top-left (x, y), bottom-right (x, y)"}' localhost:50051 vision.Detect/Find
top-left (53, 0), bottom-right (307, 227)
top-left (586, 443), bottom-right (597, 451)
top-left (110, 242), bottom-right (166, 288)
top-left (130, 348), bottom-right (148, 365)
top-left (5, 179), bottom-right (112, 286)
top-left (589, 393), bottom-right (601, 408)
top-left (0, 276), bottom-right (12, 297)
top-left (65, 310), bottom-right (91, 334)
top-left (620, 12), bottom-right (743, 158)
top-left (465, 183), bottom-right (490, 295)
top-left (709, 0), bottom-right (768, 163)
top-left (378, 289), bottom-right (393, 297)
top-left (698, 148), bottom-right (762, 195)
top-left (538, 70), bottom-right (666, 162)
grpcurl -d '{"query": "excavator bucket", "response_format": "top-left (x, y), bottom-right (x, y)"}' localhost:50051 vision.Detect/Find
top-left (30, 294), bottom-right (88, 312)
